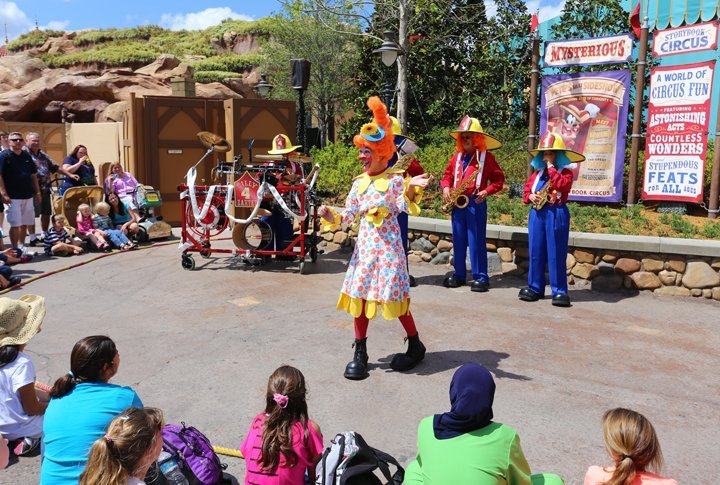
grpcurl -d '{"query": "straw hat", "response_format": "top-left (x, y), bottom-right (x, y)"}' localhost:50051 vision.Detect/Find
top-left (528, 131), bottom-right (585, 163)
top-left (450, 115), bottom-right (503, 150)
top-left (0, 295), bottom-right (46, 347)
top-left (267, 134), bottom-right (301, 155)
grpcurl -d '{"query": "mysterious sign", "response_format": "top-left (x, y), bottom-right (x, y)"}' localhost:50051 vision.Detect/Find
top-left (234, 171), bottom-right (260, 208)
top-left (544, 34), bottom-right (633, 67)
top-left (540, 70), bottom-right (631, 202)
top-left (642, 61), bottom-right (715, 203)
top-left (652, 21), bottom-right (719, 58)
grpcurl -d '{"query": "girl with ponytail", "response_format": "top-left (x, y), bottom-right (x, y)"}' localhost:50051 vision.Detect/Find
top-left (584, 408), bottom-right (677, 485)
top-left (241, 365), bottom-right (323, 484)
top-left (41, 336), bottom-right (143, 485)
top-left (79, 407), bottom-right (164, 485)
top-left (318, 96), bottom-right (432, 380)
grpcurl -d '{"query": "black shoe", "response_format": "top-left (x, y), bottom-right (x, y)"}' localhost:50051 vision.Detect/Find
top-left (470, 280), bottom-right (489, 292)
top-left (390, 334), bottom-right (426, 372)
top-left (442, 276), bottom-right (464, 288)
top-left (518, 287), bottom-right (542, 302)
top-left (409, 274), bottom-right (417, 287)
top-left (344, 338), bottom-right (369, 380)
top-left (552, 294), bottom-right (571, 307)
top-left (28, 238), bottom-right (40, 247)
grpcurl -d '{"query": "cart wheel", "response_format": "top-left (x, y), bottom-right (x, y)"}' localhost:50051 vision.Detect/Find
top-left (136, 226), bottom-right (149, 243)
top-left (310, 246), bottom-right (318, 263)
top-left (181, 254), bottom-right (195, 270)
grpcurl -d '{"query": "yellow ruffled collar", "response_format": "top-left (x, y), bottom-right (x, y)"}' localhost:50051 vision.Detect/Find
top-left (355, 169), bottom-right (390, 194)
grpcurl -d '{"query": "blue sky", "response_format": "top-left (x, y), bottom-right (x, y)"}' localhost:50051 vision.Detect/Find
top-left (2, 1), bottom-right (569, 41)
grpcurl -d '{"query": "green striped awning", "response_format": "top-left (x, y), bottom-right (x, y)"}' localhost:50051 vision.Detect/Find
top-left (642, 0), bottom-right (720, 31)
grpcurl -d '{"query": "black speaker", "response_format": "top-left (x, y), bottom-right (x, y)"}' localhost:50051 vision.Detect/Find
top-left (290, 59), bottom-right (311, 90)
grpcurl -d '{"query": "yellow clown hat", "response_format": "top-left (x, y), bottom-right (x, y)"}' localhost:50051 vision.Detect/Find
top-left (268, 134), bottom-right (302, 155)
top-left (528, 131), bottom-right (585, 163)
top-left (389, 116), bottom-right (415, 142)
top-left (449, 115), bottom-right (503, 150)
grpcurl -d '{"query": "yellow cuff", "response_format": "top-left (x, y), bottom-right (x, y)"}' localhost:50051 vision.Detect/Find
top-left (403, 177), bottom-right (422, 216)
top-left (321, 209), bottom-right (341, 232)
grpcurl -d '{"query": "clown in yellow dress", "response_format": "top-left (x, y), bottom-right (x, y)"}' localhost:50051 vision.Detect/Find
top-left (319, 96), bottom-right (430, 380)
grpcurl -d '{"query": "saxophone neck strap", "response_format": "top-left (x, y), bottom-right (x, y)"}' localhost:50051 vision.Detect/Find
top-left (453, 150), bottom-right (486, 189)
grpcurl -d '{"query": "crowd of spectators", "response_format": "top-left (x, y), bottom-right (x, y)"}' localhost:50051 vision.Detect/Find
top-left (0, 293), bottom-right (678, 485)
top-left (0, 132), bottom-right (144, 287)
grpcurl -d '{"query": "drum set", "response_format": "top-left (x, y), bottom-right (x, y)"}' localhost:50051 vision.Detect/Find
top-left (177, 131), bottom-right (322, 273)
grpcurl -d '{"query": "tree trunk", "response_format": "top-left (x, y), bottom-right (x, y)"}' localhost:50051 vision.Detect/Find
top-left (396, 0), bottom-right (410, 131)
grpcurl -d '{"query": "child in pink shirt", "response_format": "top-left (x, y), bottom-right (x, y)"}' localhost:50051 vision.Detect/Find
top-left (240, 366), bottom-right (323, 485)
top-left (584, 408), bottom-right (677, 485)
top-left (76, 204), bottom-right (110, 251)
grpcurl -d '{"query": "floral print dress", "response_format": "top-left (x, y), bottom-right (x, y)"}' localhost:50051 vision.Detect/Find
top-left (332, 170), bottom-right (414, 320)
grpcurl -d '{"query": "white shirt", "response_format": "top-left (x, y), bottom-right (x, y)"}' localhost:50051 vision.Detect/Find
top-left (0, 352), bottom-right (42, 439)
top-left (128, 477), bottom-right (146, 485)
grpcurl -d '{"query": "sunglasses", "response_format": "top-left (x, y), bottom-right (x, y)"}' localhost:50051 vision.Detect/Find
top-left (9, 138), bottom-right (23, 142)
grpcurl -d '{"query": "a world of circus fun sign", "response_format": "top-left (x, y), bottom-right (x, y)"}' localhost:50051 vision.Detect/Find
top-left (642, 57), bottom-right (716, 202)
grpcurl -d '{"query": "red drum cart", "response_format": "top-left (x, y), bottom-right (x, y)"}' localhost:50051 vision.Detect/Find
top-left (178, 165), bottom-right (321, 274)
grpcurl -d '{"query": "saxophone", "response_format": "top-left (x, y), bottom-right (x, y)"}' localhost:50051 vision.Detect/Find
top-left (441, 168), bottom-right (478, 214)
top-left (532, 184), bottom-right (554, 210)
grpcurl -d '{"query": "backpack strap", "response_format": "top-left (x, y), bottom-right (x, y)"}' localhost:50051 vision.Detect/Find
top-left (369, 447), bottom-right (404, 484)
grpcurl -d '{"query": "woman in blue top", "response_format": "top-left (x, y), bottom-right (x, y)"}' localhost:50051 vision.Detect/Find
top-left (60, 145), bottom-right (97, 195)
top-left (41, 336), bottom-right (143, 485)
top-left (106, 192), bottom-right (140, 239)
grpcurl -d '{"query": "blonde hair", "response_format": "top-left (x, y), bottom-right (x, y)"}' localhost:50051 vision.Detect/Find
top-left (601, 408), bottom-right (663, 485)
top-left (78, 203), bottom-right (91, 212)
top-left (79, 407), bottom-right (164, 485)
top-left (95, 201), bottom-right (110, 214)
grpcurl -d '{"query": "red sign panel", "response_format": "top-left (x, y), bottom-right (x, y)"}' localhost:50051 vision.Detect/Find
top-left (234, 171), bottom-right (260, 208)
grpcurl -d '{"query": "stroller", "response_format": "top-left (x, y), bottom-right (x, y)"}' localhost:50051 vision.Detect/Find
top-left (131, 185), bottom-right (172, 242)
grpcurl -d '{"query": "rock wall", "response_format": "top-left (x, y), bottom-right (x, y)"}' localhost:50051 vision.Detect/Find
top-left (319, 226), bottom-right (720, 301)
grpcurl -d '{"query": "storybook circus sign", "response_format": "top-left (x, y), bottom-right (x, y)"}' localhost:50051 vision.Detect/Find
top-left (540, 21), bottom-right (719, 206)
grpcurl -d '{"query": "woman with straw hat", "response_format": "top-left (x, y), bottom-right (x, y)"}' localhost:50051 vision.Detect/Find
top-left (440, 116), bottom-right (505, 292)
top-left (519, 131), bottom-right (585, 307)
top-left (0, 295), bottom-right (48, 456)
top-left (318, 96), bottom-right (431, 380)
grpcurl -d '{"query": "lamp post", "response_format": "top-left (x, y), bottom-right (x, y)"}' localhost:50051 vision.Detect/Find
top-left (373, 31), bottom-right (404, 111)
top-left (253, 74), bottom-right (274, 98)
top-left (291, 59), bottom-right (311, 153)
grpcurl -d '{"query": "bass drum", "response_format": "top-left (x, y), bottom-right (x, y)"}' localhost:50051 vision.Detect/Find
top-left (232, 219), bottom-right (273, 250)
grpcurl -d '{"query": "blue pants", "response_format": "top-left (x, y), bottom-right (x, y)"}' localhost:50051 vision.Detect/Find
top-left (0, 265), bottom-right (12, 280)
top-left (398, 211), bottom-right (409, 271)
top-left (262, 209), bottom-right (293, 251)
top-left (105, 229), bottom-right (129, 247)
top-left (451, 199), bottom-right (488, 283)
top-left (527, 204), bottom-right (570, 296)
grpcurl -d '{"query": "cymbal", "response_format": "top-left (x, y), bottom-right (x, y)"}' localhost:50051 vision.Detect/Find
top-left (197, 131), bottom-right (231, 153)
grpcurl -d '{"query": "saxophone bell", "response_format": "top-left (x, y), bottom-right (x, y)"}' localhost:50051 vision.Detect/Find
top-left (455, 194), bottom-right (469, 209)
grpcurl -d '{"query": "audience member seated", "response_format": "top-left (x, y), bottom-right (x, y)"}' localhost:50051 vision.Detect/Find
top-left (60, 145), bottom-right (97, 195)
top-left (41, 335), bottom-right (143, 485)
top-left (584, 408), bottom-right (677, 485)
top-left (0, 436), bottom-right (8, 470)
top-left (79, 407), bottom-right (164, 485)
top-left (107, 192), bottom-right (140, 239)
top-left (241, 365), bottom-right (324, 485)
top-left (93, 202), bottom-right (136, 250)
top-left (405, 363), bottom-right (563, 485)
top-left (76, 204), bottom-right (110, 251)
top-left (0, 258), bottom-right (21, 290)
top-left (105, 162), bottom-right (140, 215)
top-left (43, 215), bottom-right (84, 256)
top-left (0, 295), bottom-right (48, 456)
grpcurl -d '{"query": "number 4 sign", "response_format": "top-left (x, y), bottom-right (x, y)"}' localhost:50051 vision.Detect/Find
top-left (234, 171), bottom-right (261, 208)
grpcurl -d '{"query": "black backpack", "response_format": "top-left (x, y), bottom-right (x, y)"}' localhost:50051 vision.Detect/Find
top-left (315, 431), bottom-right (404, 485)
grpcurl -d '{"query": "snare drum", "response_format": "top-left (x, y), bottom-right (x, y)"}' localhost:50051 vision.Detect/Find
top-left (232, 219), bottom-right (273, 250)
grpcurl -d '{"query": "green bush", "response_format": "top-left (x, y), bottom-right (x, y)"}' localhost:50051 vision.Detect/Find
top-left (190, 53), bottom-right (262, 73)
top-left (74, 26), bottom-right (163, 46)
top-left (194, 70), bottom-right (240, 83)
top-left (310, 143), bottom-right (361, 199)
top-left (204, 18), bottom-right (275, 39)
top-left (8, 29), bottom-right (65, 51)
top-left (42, 41), bottom-right (159, 67)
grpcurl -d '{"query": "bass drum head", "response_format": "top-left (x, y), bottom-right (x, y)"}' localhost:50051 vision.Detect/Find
top-left (232, 220), bottom-right (273, 250)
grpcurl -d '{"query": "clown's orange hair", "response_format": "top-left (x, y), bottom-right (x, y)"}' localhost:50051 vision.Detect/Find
top-left (353, 96), bottom-right (396, 163)
top-left (455, 132), bottom-right (487, 153)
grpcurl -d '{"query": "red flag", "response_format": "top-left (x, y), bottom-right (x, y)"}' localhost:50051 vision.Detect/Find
top-left (629, 2), bottom-right (641, 38)
top-left (530, 13), bottom-right (539, 34)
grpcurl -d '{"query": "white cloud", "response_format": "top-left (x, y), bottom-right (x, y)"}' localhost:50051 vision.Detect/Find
top-left (525, 0), bottom-right (567, 23)
top-left (159, 7), bottom-right (254, 31)
top-left (0, 1), bottom-right (69, 41)
top-left (484, 1), bottom-right (565, 22)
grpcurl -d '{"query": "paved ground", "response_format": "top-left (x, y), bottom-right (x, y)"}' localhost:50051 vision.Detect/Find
top-left (3, 231), bottom-right (719, 484)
